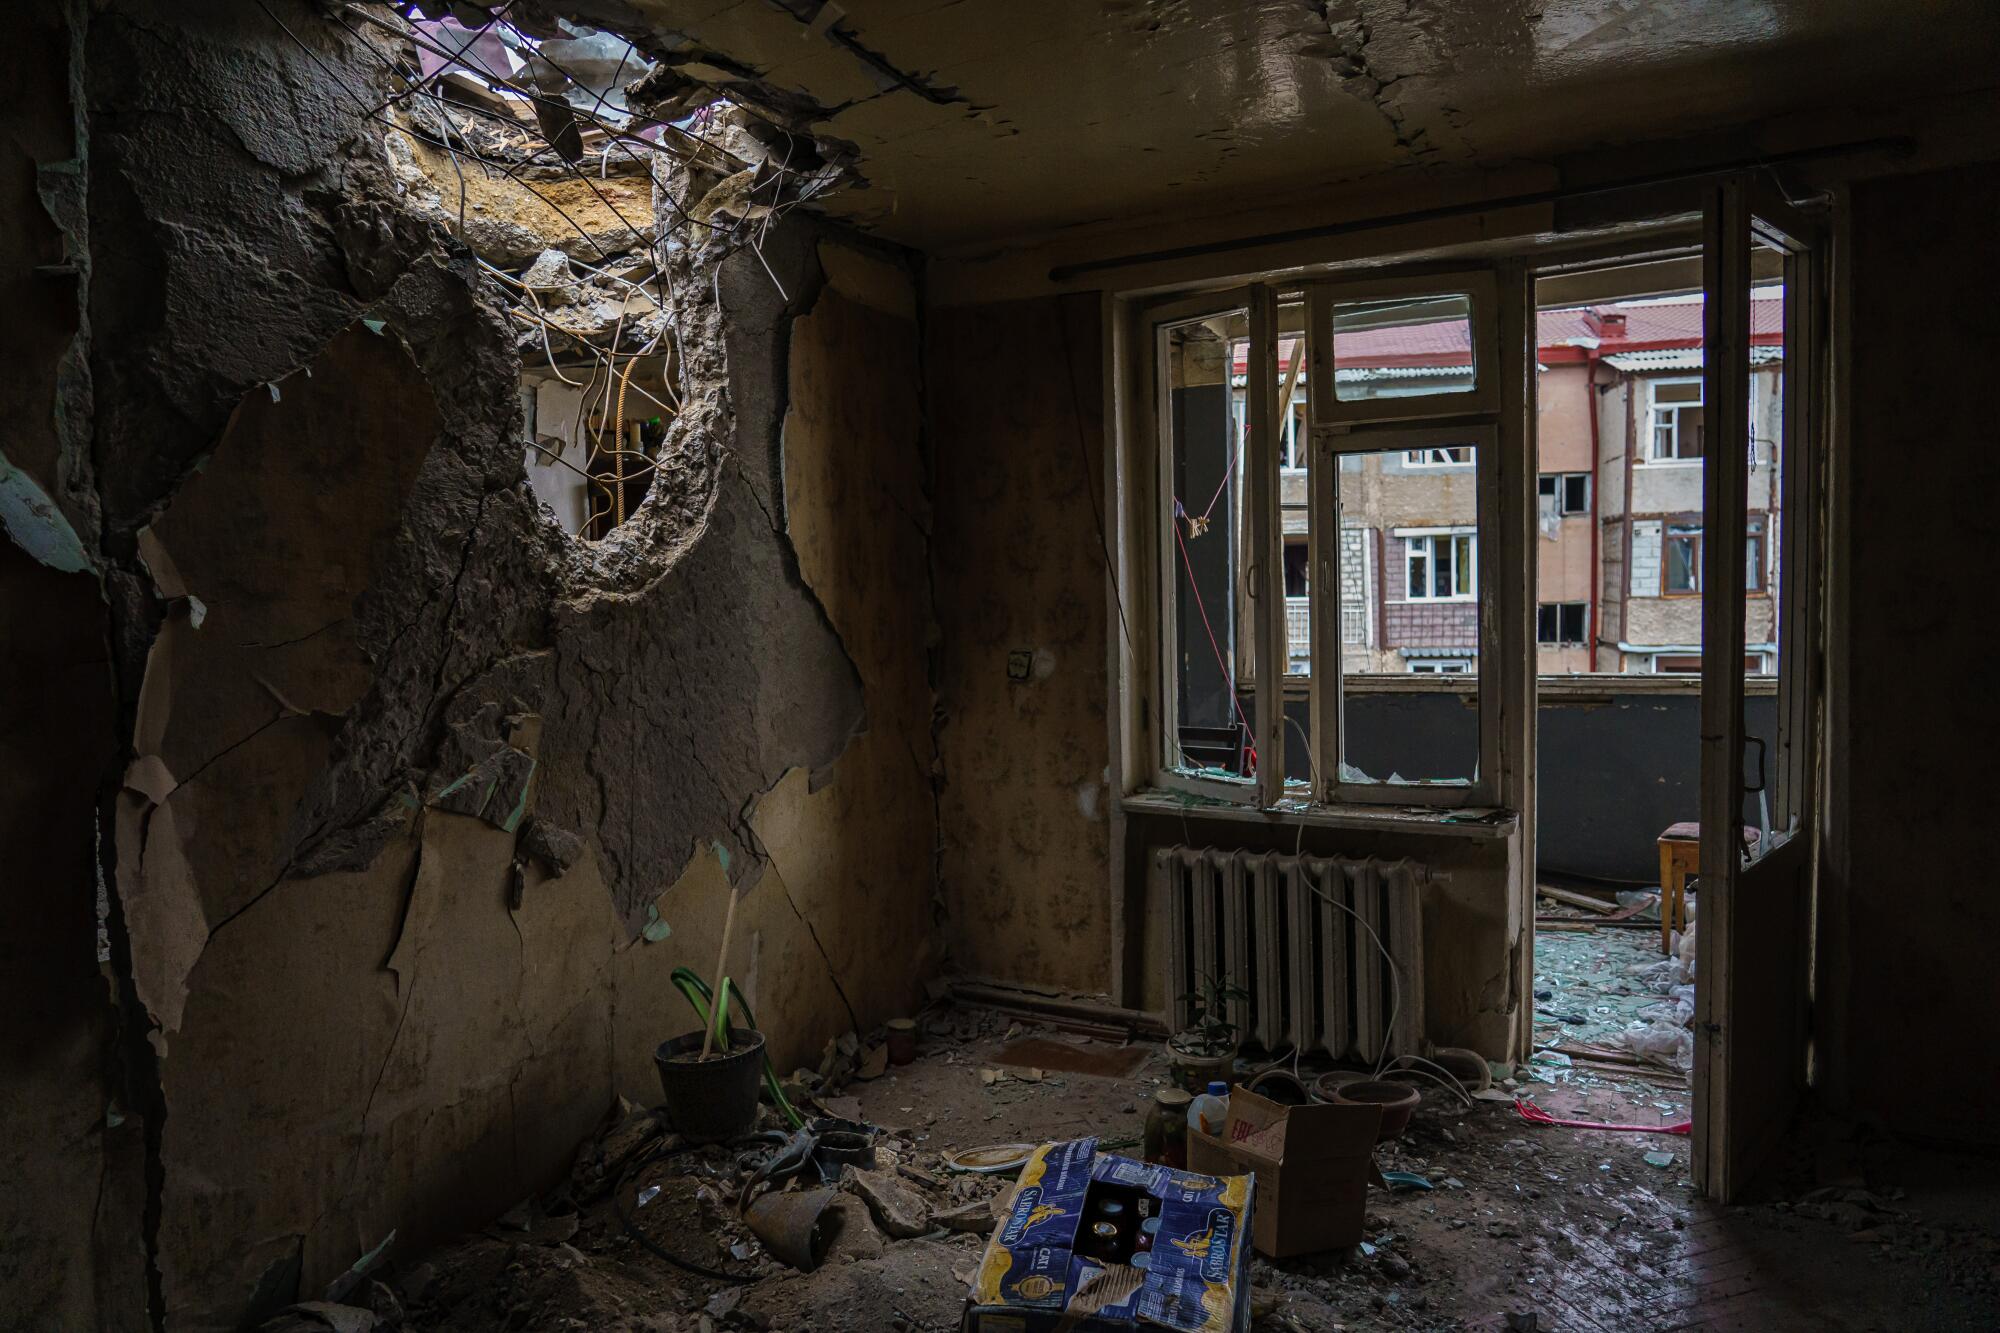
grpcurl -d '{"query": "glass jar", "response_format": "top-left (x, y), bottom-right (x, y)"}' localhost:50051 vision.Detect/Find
top-left (1143, 1088), bottom-right (1192, 1166)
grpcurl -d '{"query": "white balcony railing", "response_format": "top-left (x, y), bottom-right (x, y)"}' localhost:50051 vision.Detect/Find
top-left (1286, 597), bottom-right (1311, 671)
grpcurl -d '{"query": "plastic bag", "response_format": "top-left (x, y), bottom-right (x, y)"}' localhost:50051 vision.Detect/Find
top-left (1619, 1019), bottom-right (1693, 1072)
top-left (1616, 890), bottom-right (1662, 921)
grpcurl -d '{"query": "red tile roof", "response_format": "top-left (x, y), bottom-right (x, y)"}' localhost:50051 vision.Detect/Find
top-left (1238, 291), bottom-right (1782, 374)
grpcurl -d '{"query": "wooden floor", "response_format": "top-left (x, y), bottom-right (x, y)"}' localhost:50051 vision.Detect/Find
top-left (1513, 1207), bottom-right (1839, 1331)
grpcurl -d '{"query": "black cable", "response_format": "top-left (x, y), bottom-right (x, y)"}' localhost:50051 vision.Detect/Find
top-left (612, 1140), bottom-right (759, 1285)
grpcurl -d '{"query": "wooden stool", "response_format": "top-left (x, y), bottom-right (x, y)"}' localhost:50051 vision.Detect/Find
top-left (1656, 822), bottom-right (1702, 955)
top-left (1656, 821), bottom-right (1761, 953)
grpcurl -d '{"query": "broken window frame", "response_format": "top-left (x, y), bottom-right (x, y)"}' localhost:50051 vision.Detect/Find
top-left (1147, 286), bottom-right (1289, 806)
top-left (1307, 268), bottom-right (1508, 807)
top-left (1127, 262), bottom-right (1522, 814)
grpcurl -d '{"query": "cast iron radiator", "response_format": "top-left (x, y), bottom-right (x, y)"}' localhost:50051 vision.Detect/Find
top-left (1154, 847), bottom-right (1432, 1064)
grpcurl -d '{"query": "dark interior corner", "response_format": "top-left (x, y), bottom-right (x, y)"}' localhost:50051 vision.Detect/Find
top-left (4, 1), bottom-right (1998, 1329)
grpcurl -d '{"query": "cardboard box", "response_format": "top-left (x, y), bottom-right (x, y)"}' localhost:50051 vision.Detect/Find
top-left (961, 1137), bottom-right (1254, 1332)
top-left (1186, 1087), bottom-right (1384, 1258)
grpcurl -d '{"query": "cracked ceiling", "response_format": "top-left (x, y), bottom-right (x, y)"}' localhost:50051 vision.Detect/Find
top-left (570, 0), bottom-right (2000, 249)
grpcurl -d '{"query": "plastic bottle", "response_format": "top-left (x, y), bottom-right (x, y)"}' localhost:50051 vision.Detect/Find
top-left (1187, 1080), bottom-right (1230, 1138)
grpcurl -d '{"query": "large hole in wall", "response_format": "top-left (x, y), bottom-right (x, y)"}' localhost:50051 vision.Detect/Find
top-left (516, 252), bottom-right (688, 536)
top-left (369, 7), bottom-right (857, 544)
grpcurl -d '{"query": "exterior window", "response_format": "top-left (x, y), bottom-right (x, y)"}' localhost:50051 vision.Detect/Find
top-left (1537, 472), bottom-right (1591, 514)
top-left (1648, 378), bottom-right (1705, 460)
top-left (1285, 538), bottom-right (1311, 674)
top-left (1405, 446), bottom-right (1474, 468)
top-left (1745, 515), bottom-right (1766, 592)
top-left (1279, 398), bottom-right (1308, 472)
top-left (1537, 601), bottom-right (1588, 645)
top-left (1663, 522), bottom-right (1701, 594)
top-left (1563, 472), bottom-right (1590, 513)
top-left (1409, 657), bottom-right (1473, 674)
top-left (1333, 292), bottom-right (1476, 404)
top-left (1404, 531), bottom-right (1476, 601)
top-left (1283, 538), bottom-right (1310, 597)
top-left (1654, 653), bottom-right (1764, 674)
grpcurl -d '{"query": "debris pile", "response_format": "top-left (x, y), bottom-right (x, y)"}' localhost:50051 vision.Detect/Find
top-left (269, 1002), bottom-right (1997, 1332)
top-left (354, 3), bottom-right (857, 540)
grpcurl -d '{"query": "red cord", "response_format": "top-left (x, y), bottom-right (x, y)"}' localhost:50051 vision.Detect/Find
top-left (1172, 513), bottom-right (1257, 773)
top-left (1515, 1098), bottom-right (1690, 1136)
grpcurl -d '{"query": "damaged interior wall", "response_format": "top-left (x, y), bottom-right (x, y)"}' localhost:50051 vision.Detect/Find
top-left (1, 2), bottom-right (937, 1326)
top-left (1820, 160), bottom-right (2000, 1151)
top-left (0, 543), bottom-right (137, 1328)
top-left (928, 294), bottom-right (1114, 996)
top-left (924, 292), bottom-right (1525, 1054)
top-left (0, 5), bottom-right (143, 1327)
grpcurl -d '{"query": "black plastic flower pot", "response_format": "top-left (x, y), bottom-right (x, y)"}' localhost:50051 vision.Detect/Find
top-left (654, 1028), bottom-right (766, 1143)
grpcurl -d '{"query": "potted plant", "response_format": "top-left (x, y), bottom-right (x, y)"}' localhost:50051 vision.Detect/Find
top-left (654, 972), bottom-right (769, 1142)
top-left (652, 887), bottom-right (805, 1142)
top-left (1168, 971), bottom-right (1247, 1093)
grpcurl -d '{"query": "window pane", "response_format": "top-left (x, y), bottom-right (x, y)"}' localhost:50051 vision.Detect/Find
top-left (1538, 604), bottom-right (1558, 642)
top-left (1561, 602), bottom-right (1587, 643)
top-left (1665, 530), bottom-right (1699, 593)
top-left (1335, 445), bottom-right (1479, 785)
top-left (1678, 405), bottom-right (1705, 457)
top-left (1164, 309), bottom-right (1254, 780)
top-left (1563, 473), bottom-right (1590, 513)
top-left (1283, 540), bottom-right (1309, 597)
top-left (1333, 294), bottom-right (1476, 403)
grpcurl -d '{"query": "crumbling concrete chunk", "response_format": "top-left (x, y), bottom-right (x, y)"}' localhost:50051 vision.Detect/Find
top-left (520, 813), bottom-right (583, 874)
top-left (520, 248), bottom-right (580, 305)
top-left (935, 1198), bottom-right (999, 1234)
top-left (844, 1166), bottom-right (931, 1240)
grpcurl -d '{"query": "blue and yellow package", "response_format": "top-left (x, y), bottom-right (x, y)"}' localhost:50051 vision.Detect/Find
top-left (962, 1138), bottom-right (1253, 1333)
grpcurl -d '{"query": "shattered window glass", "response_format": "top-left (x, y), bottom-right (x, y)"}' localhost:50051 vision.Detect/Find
top-left (1164, 309), bottom-right (1257, 782)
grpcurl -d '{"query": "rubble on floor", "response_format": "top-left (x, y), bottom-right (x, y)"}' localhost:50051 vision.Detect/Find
top-left (303, 1005), bottom-right (1999, 1333)
top-left (1533, 891), bottom-right (1698, 1080)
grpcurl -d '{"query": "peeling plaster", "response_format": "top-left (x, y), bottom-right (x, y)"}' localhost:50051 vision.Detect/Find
top-left (35, 6), bottom-right (933, 1324)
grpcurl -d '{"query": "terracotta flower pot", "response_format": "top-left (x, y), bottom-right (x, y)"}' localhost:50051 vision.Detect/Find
top-left (1327, 1078), bottom-right (1422, 1140)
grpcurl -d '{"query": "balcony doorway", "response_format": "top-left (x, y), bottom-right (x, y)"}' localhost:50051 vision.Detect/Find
top-left (1523, 246), bottom-right (1791, 1144)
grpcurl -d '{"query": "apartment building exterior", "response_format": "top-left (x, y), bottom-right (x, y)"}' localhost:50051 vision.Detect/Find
top-left (1564, 292), bottom-right (1786, 674)
top-left (1241, 289), bottom-right (1783, 680)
